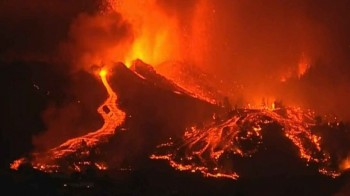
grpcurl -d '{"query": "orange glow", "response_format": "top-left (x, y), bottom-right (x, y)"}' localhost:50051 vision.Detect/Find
top-left (124, 25), bottom-right (178, 67)
top-left (9, 0), bottom-right (345, 182)
top-left (103, 0), bottom-right (209, 68)
top-left (105, 0), bottom-right (179, 67)
top-left (279, 54), bottom-right (310, 82)
top-left (298, 54), bottom-right (310, 78)
top-left (340, 158), bottom-right (350, 171)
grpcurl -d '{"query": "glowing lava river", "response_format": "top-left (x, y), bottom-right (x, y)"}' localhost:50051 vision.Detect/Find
top-left (11, 69), bottom-right (126, 173)
top-left (151, 107), bottom-right (344, 180)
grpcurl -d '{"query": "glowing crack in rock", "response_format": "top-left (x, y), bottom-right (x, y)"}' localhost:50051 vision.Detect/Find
top-left (151, 107), bottom-right (342, 180)
top-left (11, 69), bottom-right (125, 172)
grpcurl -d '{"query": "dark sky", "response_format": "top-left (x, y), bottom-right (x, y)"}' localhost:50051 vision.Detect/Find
top-left (0, 0), bottom-right (101, 59)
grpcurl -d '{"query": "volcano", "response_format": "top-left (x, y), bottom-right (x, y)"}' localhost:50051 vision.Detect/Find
top-left (10, 60), bottom-right (218, 172)
top-left (4, 59), bottom-right (350, 195)
top-left (3, 1), bottom-right (350, 194)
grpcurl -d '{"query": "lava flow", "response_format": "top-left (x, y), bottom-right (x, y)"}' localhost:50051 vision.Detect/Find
top-left (11, 69), bottom-right (125, 173)
top-left (151, 106), bottom-right (343, 180)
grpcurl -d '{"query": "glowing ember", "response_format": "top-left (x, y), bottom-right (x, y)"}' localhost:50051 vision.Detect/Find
top-left (340, 158), bottom-right (350, 171)
top-left (280, 54), bottom-right (310, 82)
top-left (151, 106), bottom-right (342, 180)
top-left (298, 54), bottom-right (310, 78)
top-left (11, 68), bottom-right (125, 173)
top-left (10, 158), bottom-right (25, 170)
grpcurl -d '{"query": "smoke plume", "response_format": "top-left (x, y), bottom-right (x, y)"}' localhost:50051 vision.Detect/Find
top-left (195, 0), bottom-right (350, 120)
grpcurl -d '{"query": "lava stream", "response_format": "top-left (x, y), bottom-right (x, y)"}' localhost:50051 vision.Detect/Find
top-left (11, 69), bottom-right (125, 172)
top-left (151, 107), bottom-right (342, 180)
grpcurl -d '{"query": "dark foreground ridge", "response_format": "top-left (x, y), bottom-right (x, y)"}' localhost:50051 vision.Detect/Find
top-left (2, 163), bottom-right (350, 195)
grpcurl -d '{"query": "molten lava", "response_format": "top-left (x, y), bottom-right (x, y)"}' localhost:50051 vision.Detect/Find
top-left (151, 106), bottom-right (343, 180)
top-left (11, 69), bottom-right (125, 172)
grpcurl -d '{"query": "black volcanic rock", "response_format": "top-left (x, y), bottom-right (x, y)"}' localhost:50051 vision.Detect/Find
top-left (129, 59), bottom-right (192, 95)
top-left (110, 61), bottom-right (218, 139)
top-left (157, 61), bottom-right (235, 104)
top-left (102, 61), bottom-right (219, 167)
